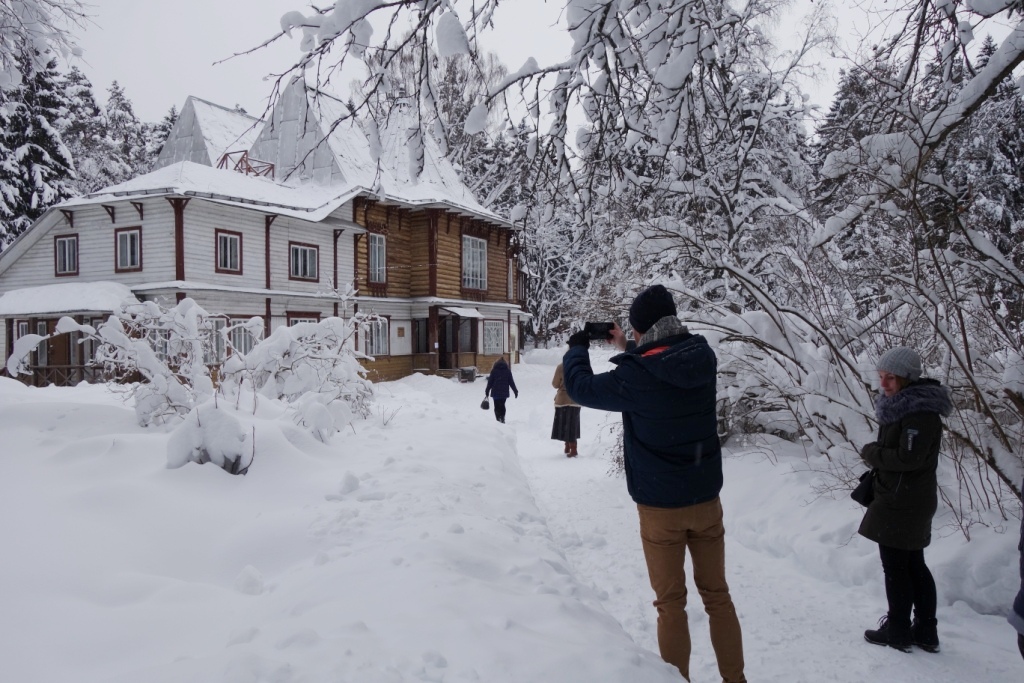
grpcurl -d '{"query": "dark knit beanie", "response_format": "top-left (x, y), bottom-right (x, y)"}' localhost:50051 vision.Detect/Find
top-left (876, 346), bottom-right (922, 381)
top-left (628, 284), bottom-right (677, 334)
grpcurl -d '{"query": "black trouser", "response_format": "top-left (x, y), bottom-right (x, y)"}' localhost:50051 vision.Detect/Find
top-left (493, 399), bottom-right (507, 422)
top-left (879, 544), bottom-right (936, 627)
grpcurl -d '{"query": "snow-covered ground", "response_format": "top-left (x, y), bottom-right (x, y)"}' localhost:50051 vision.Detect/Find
top-left (1, 349), bottom-right (1021, 682)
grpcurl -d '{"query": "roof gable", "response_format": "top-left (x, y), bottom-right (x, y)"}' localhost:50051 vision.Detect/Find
top-left (154, 97), bottom-right (262, 170)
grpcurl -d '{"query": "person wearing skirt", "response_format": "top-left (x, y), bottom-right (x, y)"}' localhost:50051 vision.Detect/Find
top-left (551, 362), bottom-right (581, 457)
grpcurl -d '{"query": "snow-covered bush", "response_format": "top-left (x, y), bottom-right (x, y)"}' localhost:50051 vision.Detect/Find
top-left (218, 315), bottom-right (374, 442)
top-left (6, 297), bottom-right (376, 474)
top-left (166, 402), bottom-right (254, 475)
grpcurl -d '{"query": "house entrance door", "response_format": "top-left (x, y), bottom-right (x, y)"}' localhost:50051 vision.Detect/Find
top-left (438, 317), bottom-right (453, 369)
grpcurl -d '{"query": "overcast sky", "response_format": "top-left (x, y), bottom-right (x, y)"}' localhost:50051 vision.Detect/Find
top-left (69, 0), bottom-right (573, 122)
top-left (66, 1), bottom-right (1016, 126)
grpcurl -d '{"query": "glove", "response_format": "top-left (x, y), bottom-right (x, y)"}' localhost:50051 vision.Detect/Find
top-left (514, 390), bottom-right (519, 398)
top-left (860, 441), bottom-right (877, 462)
top-left (567, 331), bottom-right (590, 349)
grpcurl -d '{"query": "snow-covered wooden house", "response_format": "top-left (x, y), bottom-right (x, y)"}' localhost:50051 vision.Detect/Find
top-left (0, 80), bottom-right (528, 386)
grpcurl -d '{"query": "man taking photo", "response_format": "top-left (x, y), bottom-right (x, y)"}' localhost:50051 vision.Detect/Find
top-left (561, 284), bottom-right (746, 683)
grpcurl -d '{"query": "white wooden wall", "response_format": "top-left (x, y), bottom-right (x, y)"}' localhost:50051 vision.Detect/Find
top-left (0, 201), bottom-right (178, 288)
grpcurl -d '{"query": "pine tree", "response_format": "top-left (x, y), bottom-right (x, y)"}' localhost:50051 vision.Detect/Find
top-left (58, 66), bottom-right (128, 194)
top-left (0, 48), bottom-right (74, 246)
top-left (105, 81), bottom-right (149, 175)
top-left (145, 104), bottom-right (177, 159)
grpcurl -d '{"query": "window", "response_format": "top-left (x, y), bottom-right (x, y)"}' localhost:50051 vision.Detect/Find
top-left (288, 313), bottom-right (320, 326)
top-left (412, 319), bottom-right (429, 354)
top-left (149, 328), bottom-right (171, 362)
top-left (366, 318), bottom-right (389, 356)
top-left (462, 235), bottom-right (487, 290)
top-left (115, 227), bottom-right (142, 272)
top-left (289, 242), bottom-right (319, 281)
top-left (229, 324), bottom-right (259, 355)
top-left (15, 321), bottom-right (29, 340)
top-left (55, 235), bottom-right (78, 276)
top-left (458, 318), bottom-right (475, 352)
top-left (368, 233), bottom-right (386, 283)
top-left (82, 317), bottom-right (103, 364)
top-left (201, 318), bottom-right (225, 364)
top-left (216, 230), bottom-right (242, 274)
top-left (36, 321), bottom-right (49, 365)
top-left (483, 321), bottom-right (504, 355)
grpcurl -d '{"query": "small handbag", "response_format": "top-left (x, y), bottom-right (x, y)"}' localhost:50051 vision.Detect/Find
top-left (851, 469), bottom-right (876, 507)
top-left (480, 398), bottom-right (490, 410)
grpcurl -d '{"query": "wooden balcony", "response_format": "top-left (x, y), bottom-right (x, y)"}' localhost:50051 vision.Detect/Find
top-left (217, 150), bottom-right (275, 178)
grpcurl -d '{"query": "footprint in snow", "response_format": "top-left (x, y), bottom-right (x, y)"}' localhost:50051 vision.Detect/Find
top-left (234, 565), bottom-right (264, 596)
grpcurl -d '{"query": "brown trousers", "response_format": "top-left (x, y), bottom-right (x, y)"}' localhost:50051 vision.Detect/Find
top-left (638, 498), bottom-right (746, 683)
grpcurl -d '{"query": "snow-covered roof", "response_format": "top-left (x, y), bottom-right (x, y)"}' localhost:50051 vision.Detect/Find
top-left (0, 281), bottom-right (138, 316)
top-left (154, 97), bottom-right (262, 170)
top-left (239, 80), bottom-right (508, 225)
top-left (190, 98), bottom-right (262, 161)
top-left (62, 161), bottom-right (362, 222)
top-left (441, 306), bottom-right (484, 318)
top-left (310, 90), bottom-right (500, 220)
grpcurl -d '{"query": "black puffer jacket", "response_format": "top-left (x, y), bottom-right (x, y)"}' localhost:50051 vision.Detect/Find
top-left (485, 358), bottom-right (518, 400)
top-left (858, 378), bottom-right (953, 550)
top-left (562, 317), bottom-right (722, 508)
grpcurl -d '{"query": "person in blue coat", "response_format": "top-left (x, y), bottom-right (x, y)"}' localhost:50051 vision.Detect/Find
top-left (484, 356), bottom-right (518, 423)
top-left (1012, 477), bottom-right (1024, 660)
top-left (562, 284), bottom-right (745, 683)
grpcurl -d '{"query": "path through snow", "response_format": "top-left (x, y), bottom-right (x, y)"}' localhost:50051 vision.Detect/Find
top-left (509, 351), bottom-right (1021, 682)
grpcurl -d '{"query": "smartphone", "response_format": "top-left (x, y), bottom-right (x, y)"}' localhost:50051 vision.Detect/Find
top-left (583, 321), bottom-right (615, 341)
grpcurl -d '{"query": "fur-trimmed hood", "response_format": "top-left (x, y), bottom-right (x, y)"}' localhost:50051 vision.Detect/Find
top-left (875, 378), bottom-right (953, 425)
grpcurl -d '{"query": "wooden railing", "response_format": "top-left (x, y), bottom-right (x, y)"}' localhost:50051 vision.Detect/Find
top-left (216, 150), bottom-right (274, 178)
top-left (16, 365), bottom-right (107, 387)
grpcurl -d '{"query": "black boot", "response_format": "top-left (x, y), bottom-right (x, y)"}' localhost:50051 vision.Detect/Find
top-left (864, 616), bottom-right (912, 653)
top-left (911, 618), bottom-right (940, 653)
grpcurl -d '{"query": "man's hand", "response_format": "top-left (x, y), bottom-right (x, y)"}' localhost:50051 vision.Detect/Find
top-left (609, 322), bottom-right (628, 351)
top-left (567, 331), bottom-right (590, 349)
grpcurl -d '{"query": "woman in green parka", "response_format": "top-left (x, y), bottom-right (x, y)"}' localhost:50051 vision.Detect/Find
top-left (859, 346), bottom-right (953, 654)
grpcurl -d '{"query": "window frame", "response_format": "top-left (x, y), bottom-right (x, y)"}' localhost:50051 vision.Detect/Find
top-left (215, 229), bottom-right (243, 275)
top-left (54, 234), bottom-right (79, 277)
top-left (287, 312), bottom-right (321, 326)
top-left (365, 317), bottom-right (390, 357)
top-left (114, 226), bottom-right (143, 273)
top-left (36, 321), bottom-right (49, 365)
top-left (228, 320), bottom-right (260, 356)
top-left (483, 320), bottom-right (504, 355)
top-left (288, 241), bottom-right (320, 282)
top-left (462, 235), bottom-right (487, 290)
top-left (368, 232), bottom-right (387, 284)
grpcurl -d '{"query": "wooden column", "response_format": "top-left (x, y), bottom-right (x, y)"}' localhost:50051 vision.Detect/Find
top-left (167, 197), bottom-right (190, 281)
top-left (428, 210), bottom-right (439, 297)
top-left (265, 215), bottom-right (277, 290)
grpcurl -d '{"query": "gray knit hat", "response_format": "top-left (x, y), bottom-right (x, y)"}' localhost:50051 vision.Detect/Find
top-left (876, 346), bottom-right (922, 381)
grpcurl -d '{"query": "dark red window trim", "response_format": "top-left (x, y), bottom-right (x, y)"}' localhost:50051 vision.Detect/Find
top-left (215, 229), bottom-right (244, 275)
top-left (288, 240), bottom-right (320, 282)
top-left (114, 226), bottom-right (143, 273)
top-left (54, 233), bottom-right (79, 277)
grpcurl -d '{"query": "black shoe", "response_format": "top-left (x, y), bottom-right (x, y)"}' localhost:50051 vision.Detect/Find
top-left (865, 616), bottom-right (912, 653)
top-left (911, 618), bottom-right (940, 653)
